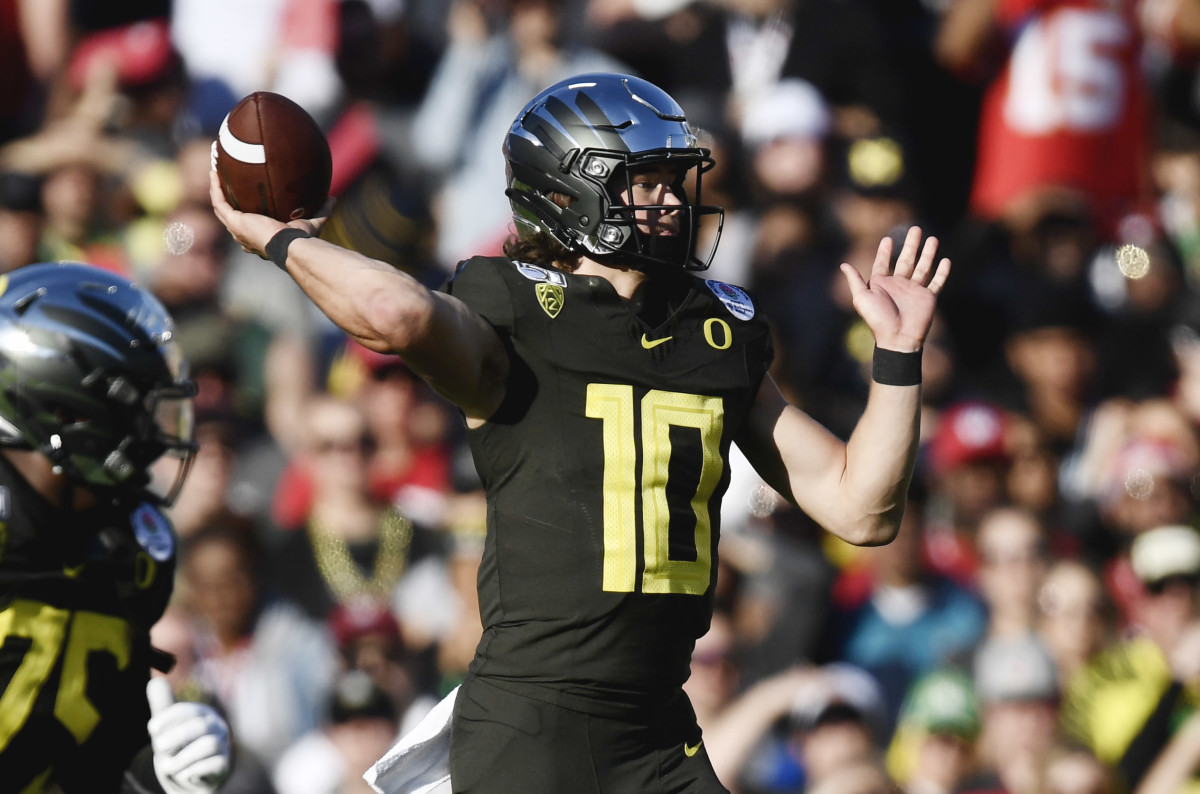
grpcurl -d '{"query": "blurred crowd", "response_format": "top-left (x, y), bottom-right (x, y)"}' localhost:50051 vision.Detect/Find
top-left (6, 0), bottom-right (1200, 792)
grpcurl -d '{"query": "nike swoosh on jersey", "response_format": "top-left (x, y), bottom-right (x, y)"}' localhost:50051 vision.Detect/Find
top-left (684, 740), bottom-right (703, 757)
top-left (640, 334), bottom-right (673, 349)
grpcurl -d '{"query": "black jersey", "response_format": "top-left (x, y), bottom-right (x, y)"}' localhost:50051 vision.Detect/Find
top-left (0, 455), bottom-right (176, 792)
top-left (445, 257), bottom-right (773, 716)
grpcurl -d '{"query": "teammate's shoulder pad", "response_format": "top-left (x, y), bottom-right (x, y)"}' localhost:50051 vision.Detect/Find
top-left (703, 278), bottom-right (757, 321)
top-left (129, 502), bottom-right (176, 562)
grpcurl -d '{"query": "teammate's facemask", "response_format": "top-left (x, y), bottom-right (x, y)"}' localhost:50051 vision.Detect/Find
top-left (0, 262), bottom-right (197, 504)
top-left (504, 72), bottom-right (724, 271)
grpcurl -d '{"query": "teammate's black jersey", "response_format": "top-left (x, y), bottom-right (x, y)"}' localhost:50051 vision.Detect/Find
top-left (0, 455), bottom-right (176, 792)
top-left (445, 257), bottom-right (773, 716)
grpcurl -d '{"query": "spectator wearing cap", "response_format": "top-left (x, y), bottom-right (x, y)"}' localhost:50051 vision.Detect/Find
top-left (272, 669), bottom-right (401, 794)
top-left (1062, 525), bottom-right (1200, 791)
top-left (884, 669), bottom-right (982, 794)
top-left (964, 633), bottom-right (1063, 794)
top-left (921, 400), bottom-right (1014, 586)
top-left (328, 598), bottom-right (438, 735)
top-left (710, 662), bottom-right (888, 793)
top-left (740, 78), bottom-right (832, 209)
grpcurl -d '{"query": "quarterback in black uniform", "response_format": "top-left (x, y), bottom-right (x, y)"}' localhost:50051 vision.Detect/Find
top-left (0, 262), bottom-right (231, 793)
top-left (211, 73), bottom-right (950, 793)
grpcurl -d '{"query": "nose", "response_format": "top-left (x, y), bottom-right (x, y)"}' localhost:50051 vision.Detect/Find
top-left (660, 187), bottom-right (683, 207)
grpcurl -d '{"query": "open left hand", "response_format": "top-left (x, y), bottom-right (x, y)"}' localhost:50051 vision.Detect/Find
top-left (839, 225), bottom-right (951, 353)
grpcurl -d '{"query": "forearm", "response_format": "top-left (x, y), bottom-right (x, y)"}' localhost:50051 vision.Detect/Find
top-left (740, 375), bottom-right (920, 547)
top-left (837, 380), bottom-right (922, 544)
top-left (281, 236), bottom-right (507, 418)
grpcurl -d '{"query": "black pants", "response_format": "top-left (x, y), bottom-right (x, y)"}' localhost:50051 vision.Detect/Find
top-left (449, 676), bottom-right (729, 794)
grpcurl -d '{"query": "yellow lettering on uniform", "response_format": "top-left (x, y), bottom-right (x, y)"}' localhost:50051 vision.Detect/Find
top-left (703, 318), bottom-right (731, 350)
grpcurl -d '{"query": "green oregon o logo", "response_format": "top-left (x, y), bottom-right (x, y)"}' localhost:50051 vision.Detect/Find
top-left (704, 318), bottom-right (732, 350)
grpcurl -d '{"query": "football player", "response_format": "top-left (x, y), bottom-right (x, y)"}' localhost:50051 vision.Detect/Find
top-left (0, 262), bottom-right (231, 793)
top-left (210, 72), bottom-right (949, 793)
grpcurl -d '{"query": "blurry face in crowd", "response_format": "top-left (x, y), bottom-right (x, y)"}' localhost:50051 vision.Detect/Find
top-left (41, 164), bottom-right (98, 235)
top-left (1005, 327), bottom-right (1095, 400)
top-left (1043, 749), bottom-right (1112, 794)
top-left (800, 715), bottom-right (878, 788)
top-left (1108, 474), bottom-right (1191, 537)
top-left (153, 206), bottom-right (228, 306)
top-left (980, 698), bottom-right (1059, 769)
top-left (940, 459), bottom-right (1009, 532)
top-left (1005, 418), bottom-right (1059, 514)
top-left (1134, 573), bottom-right (1199, 642)
top-left (915, 732), bottom-right (975, 793)
top-left (753, 136), bottom-right (825, 198)
top-left (183, 534), bottom-right (257, 645)
top-left (303, 397), bottom-right (374, 496)
top-left (1037, 561), bottom-right (1107, 676)
top-left (977, 507), bottom-right (1047, 618)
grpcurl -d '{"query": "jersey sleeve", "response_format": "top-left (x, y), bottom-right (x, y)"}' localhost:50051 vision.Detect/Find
top-left (442, 257), bottom-right (516, 336)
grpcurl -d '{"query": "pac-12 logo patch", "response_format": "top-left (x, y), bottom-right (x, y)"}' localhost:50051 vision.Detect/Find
top-left (704, 279), bottom-right (755, 321)
top-left (536, 282), bottom-right (564, 318)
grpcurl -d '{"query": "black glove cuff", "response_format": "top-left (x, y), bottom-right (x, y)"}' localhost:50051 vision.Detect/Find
top-left (265, 228), bottom-right (311, 271)
top-left (872, 345), bottom-right (922, 386)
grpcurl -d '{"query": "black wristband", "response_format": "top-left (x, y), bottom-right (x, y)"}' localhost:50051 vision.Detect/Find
top-left (265, 228), bottom-right (311, 271)
top-left (872, 345), bottom-right (922, 386)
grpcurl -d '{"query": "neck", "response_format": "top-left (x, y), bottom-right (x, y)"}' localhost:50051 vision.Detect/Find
top-left (573, 256), bottom-right (650, 300)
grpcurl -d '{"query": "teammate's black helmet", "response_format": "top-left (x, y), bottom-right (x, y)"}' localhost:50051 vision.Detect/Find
top-left (504, 73), bottom-right (724, 271)
top-left (0, 262), bottom-right (197, 503)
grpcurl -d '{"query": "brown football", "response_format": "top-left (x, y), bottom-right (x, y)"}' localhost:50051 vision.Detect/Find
top-left (214, 92), bottom-right (331, 221)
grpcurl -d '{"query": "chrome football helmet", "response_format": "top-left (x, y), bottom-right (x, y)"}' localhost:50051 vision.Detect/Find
top-left (0, 262), bottom-right (197, 503)
top-left (504, 73), bottom-right (723, 271)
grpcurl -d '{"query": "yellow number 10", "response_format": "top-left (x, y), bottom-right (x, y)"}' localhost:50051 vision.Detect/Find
top-left (586, 385), bottom-right (724, 595)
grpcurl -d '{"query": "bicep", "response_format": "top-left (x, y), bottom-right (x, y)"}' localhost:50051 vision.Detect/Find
top-left (393, 291), bottom-right (509, 422)
top-left (735, 375), bottom-right (848, 517)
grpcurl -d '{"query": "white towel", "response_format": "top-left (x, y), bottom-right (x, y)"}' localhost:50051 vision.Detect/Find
top-left (363, 686), bottom-right (458, 794)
